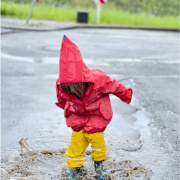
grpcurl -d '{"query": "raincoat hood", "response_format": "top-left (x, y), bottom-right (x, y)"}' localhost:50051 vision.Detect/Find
top-left (59, 35), bottom-right (94, 84)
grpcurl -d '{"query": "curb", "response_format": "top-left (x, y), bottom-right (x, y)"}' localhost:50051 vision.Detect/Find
top-left (2, 24), bottom-right (179, 32)
top-left (1, 25), bottom-right (79, 32)
top-left (79, 24), bottom-right (180, 32)
top-left (1, 19), bottom-right (179, 32)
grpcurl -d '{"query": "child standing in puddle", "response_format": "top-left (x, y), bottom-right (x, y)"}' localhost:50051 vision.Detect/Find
top-left (56, 35), bottom-right (132, 179)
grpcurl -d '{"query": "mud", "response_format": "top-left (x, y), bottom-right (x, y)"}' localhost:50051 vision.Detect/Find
top-left (1, 139), bottom-right (152, 180)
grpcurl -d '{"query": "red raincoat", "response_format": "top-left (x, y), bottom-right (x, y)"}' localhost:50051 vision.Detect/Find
top-left (56, 35), bottom-right (133, 133)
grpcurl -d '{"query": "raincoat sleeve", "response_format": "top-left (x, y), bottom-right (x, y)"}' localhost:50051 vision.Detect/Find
top-left (102, 75), bottom-right (133, 104)
top-left (55, 80), bottom-right (66, 109)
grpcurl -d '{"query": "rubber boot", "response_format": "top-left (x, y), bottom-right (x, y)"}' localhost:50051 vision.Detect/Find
top-left (66, 167), bottom-right (80, 178)
top-left (94, 161), bottom-right (106, 179)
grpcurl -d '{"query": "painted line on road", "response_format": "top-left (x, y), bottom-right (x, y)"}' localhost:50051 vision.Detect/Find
top-left (1, 52), bottom-right (179, 65)
top-left (1, 53), bottom-right (109, 66)
top-left (105, 58), bottom-right (180, 64)
top-left (108, 74), bottom-right (180, 79)
top-left (130, 75), bottom-right (180, 78)
top-left (2, 74), bottom-right (179, 80)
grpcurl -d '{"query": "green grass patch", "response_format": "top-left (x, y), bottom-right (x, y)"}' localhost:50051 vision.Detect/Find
top-left (1, 2), bottom-right (179, 28)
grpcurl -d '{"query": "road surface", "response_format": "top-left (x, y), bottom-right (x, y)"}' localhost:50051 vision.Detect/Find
top-left (1, 28), bottom-right (179, 180)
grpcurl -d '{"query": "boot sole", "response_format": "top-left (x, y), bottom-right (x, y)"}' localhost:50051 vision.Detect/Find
top-left (67, 174), bottom-right (76, 178)
top-left (97, 177), bottom-right (105, 179)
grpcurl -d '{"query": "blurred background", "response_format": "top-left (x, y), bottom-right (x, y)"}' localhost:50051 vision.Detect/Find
top-left (1, 0), bottom-right (179, 28)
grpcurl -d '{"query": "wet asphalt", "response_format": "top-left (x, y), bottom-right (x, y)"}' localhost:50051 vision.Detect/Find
top-left (1, 28), bottom-right (179, 179)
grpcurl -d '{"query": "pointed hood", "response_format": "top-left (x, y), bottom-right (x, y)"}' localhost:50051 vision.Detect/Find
top-left (59, 35), bottom-right (94, 84)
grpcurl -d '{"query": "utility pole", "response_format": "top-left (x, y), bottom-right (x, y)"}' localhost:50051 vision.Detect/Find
top-left (26, 0), bottom-right (37, 24)
top-left (93, 0), bottom-right (107, 24)
top-left (97, 3), bottom-right (101, 24)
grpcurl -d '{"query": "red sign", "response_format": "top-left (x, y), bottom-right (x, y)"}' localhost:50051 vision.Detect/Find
top-left (93, 0), bottom-right (107, 4)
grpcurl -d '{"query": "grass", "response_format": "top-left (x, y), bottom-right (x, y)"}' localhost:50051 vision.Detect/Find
top-left (1, 2), bottom-right (179, 28)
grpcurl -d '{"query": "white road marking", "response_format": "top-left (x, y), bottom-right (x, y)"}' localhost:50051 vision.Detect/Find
top-left (2, 52), bottom-right (179, 65)
top-left (105, 58), bottom-right (180, 64)
top-left (1, 53), bottom-right (109, 66)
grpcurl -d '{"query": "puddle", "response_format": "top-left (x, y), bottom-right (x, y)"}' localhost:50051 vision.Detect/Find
top-left (106, 96), bottom-right (177, 180)
top-left (105, 96), bottom-right (142, 152)
top-left (1, 96), bottom-right (153, 180)
top-left (1, 139), bottom-right (151, 180)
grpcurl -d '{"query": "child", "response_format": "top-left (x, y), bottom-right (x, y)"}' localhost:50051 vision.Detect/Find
top-left (56, 35), bottom-right (132, 179)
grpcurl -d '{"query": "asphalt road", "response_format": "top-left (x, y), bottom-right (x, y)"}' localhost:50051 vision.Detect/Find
top-left (1, 28), bottom-right (179, 179)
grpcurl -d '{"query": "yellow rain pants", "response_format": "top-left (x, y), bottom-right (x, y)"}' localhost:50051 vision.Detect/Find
top-left (66, 129), bottom-right (107, 167)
